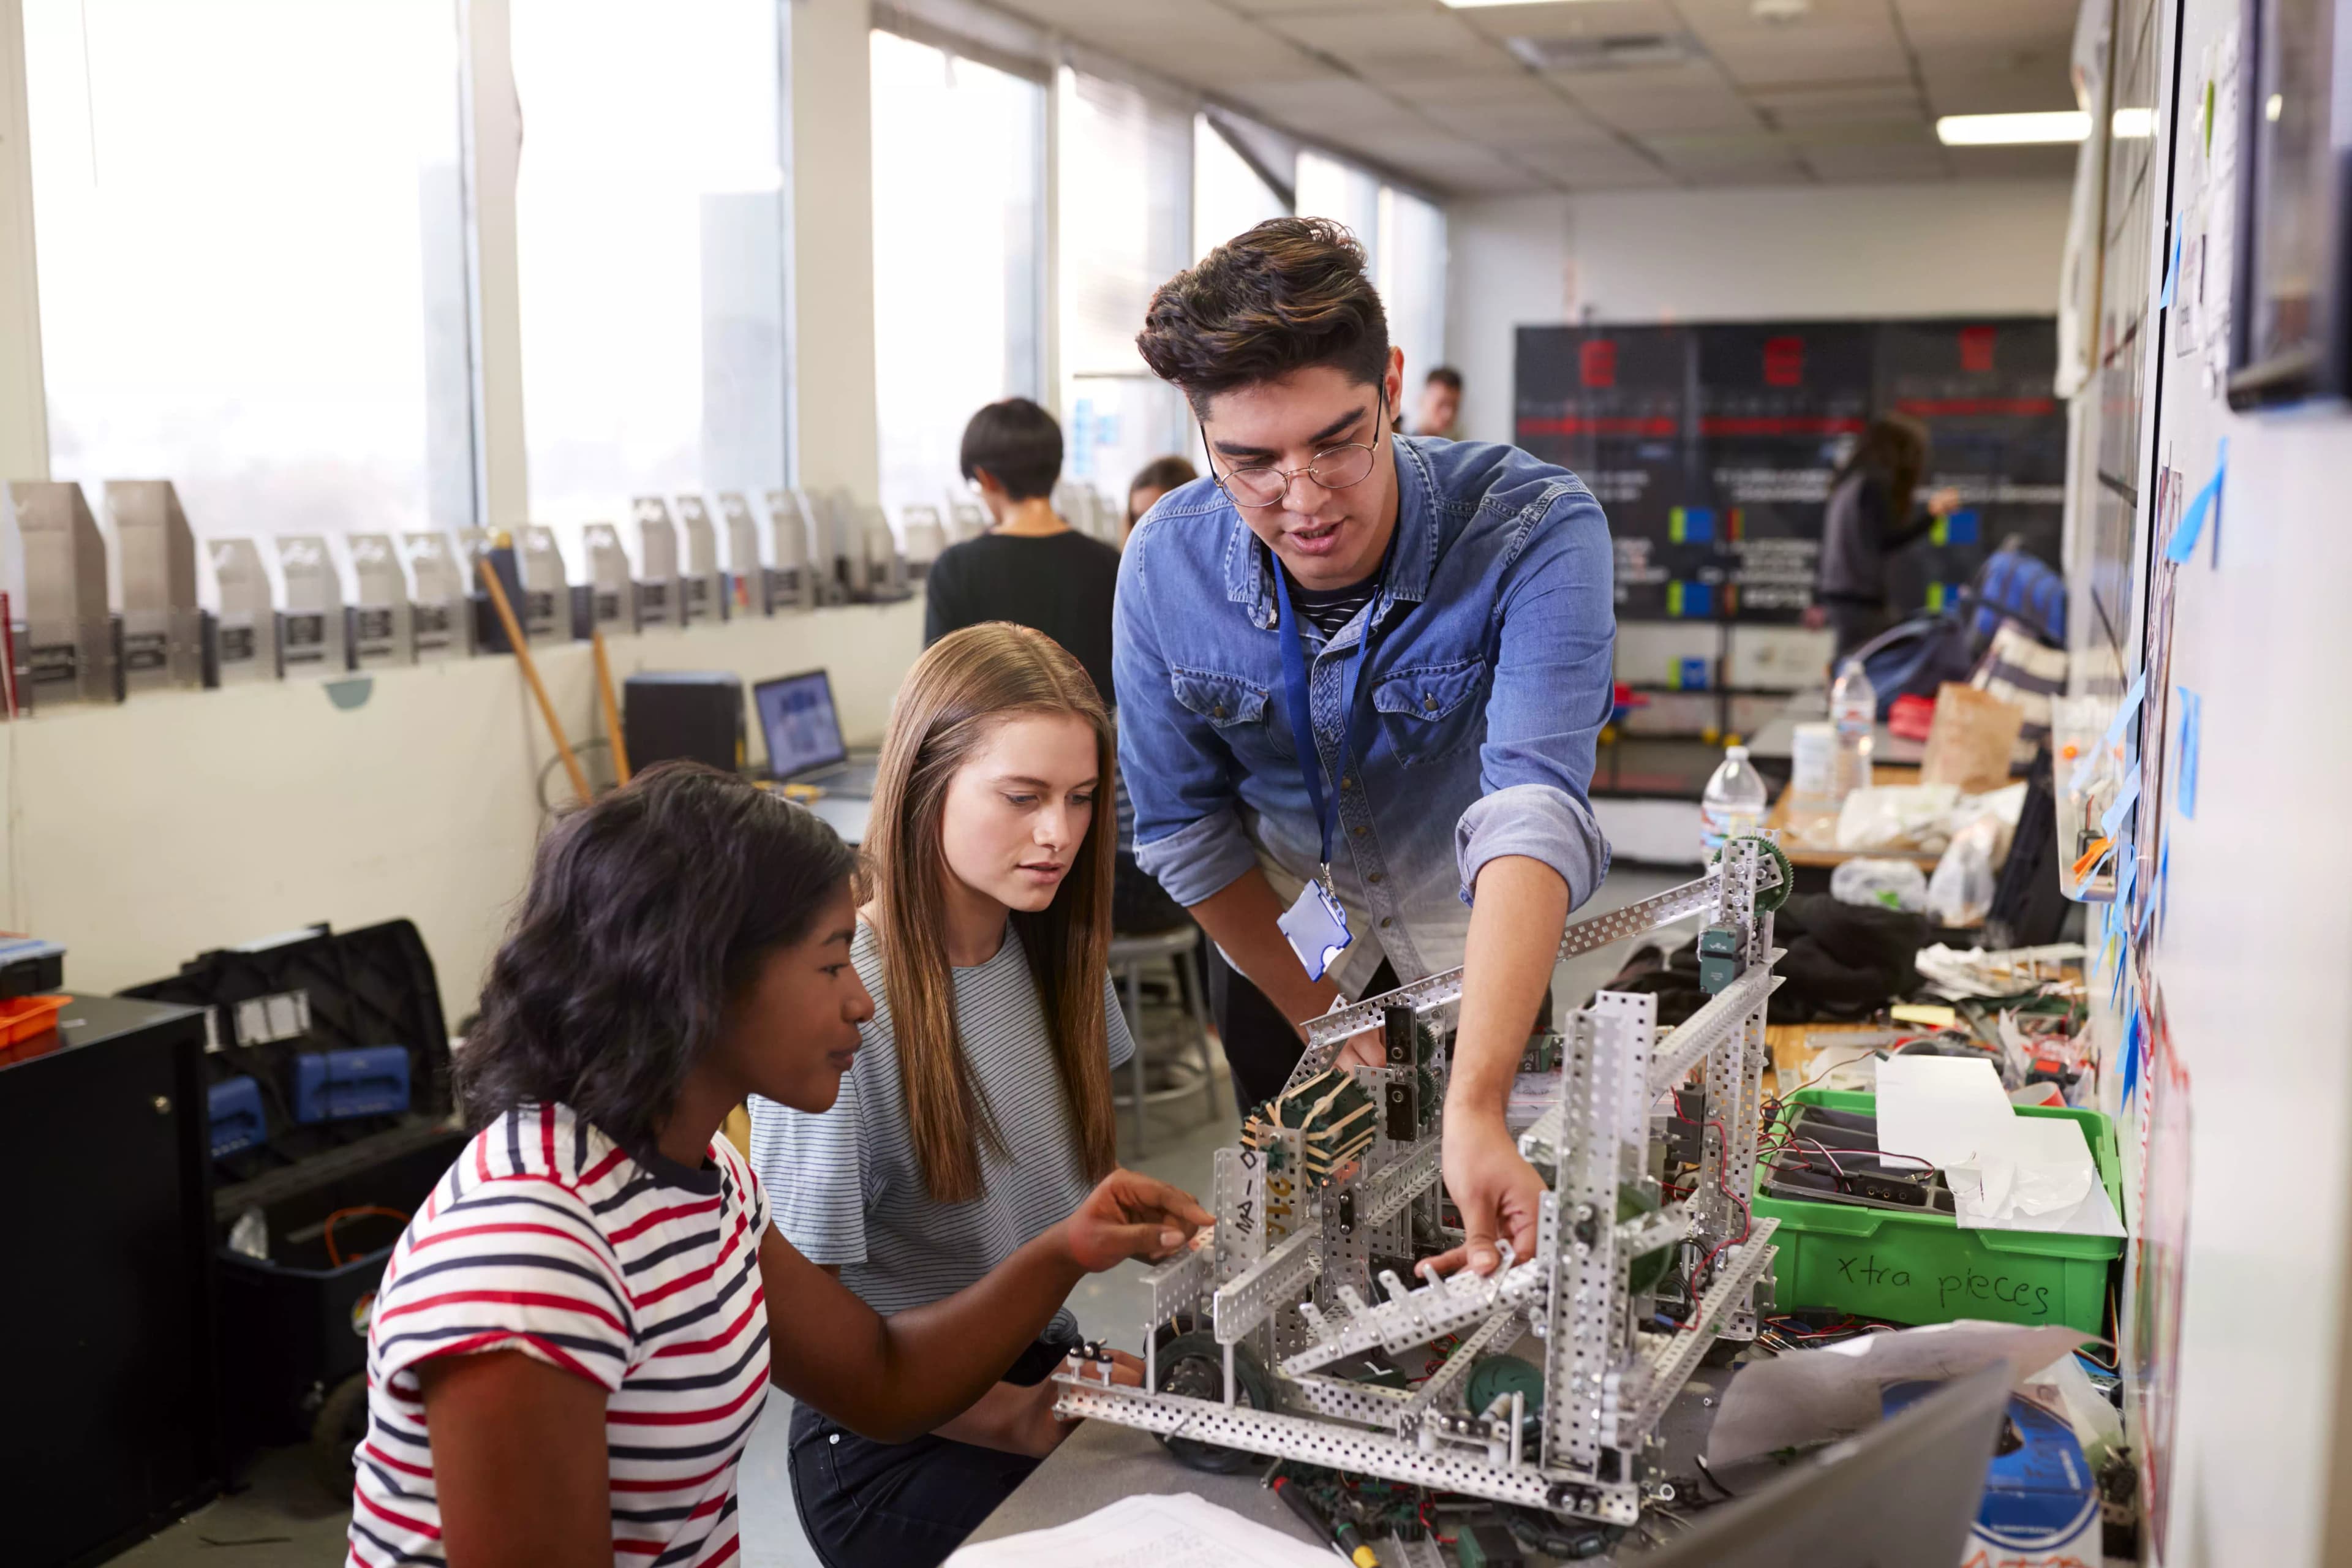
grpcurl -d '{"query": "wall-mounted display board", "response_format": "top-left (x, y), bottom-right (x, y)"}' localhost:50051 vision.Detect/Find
top-left (2226, 0), bottom-right (2352, 406)
top-left (1516, 317), bottom-right (2064, 630)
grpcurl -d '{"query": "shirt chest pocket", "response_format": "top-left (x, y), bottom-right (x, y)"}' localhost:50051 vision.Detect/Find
top-left (1374, 657), bottom-right (1488, 768)
top-left (1170, 668), bottom-right (1294, 765)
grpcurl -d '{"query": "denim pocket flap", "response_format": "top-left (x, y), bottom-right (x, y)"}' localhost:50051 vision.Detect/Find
top-left (1373, 658), bottom-right (1488, 723)
top-left (1170, 669), bottom-right (1272, 729)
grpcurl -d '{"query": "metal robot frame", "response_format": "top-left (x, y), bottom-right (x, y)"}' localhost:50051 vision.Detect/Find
top-left (1052, 840), bottom-right (1787, 1525)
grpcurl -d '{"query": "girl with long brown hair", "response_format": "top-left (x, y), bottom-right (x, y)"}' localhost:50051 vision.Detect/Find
top-left (747, 624), bottom-right (1142, 1568)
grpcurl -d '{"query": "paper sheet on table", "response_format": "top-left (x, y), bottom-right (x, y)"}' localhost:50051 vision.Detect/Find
top-left (1877, 1055), bottom-right (2122, 1235)
top-left (1875, 1055), bottom-right (2016, 1166)
top-left (945, 1492), bottom-right (1332, 1568)
top-left (1708, 1321), bottom-right (2092, 1466)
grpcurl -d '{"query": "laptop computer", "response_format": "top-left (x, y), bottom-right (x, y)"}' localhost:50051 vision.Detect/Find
top-left (757, 672), bottom-right (884, 799)
top-left (753, 669), bottom-right (880, 796)
top-left (1640, 1362), bottom-right (2014, 1567)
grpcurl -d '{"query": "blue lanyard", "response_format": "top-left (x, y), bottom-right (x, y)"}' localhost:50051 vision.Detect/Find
top-left (1272, 567), bottom-right (1379, 879)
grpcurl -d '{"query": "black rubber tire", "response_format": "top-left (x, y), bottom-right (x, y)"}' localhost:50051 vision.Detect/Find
top-left (1153, 1330), bottom-right (1274, 1475)
top-left (311, 1371), bottom-right (371, 1500)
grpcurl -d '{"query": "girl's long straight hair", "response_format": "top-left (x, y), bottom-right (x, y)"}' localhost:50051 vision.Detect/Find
top-left (866, 623), bottom-right (1118, 1203)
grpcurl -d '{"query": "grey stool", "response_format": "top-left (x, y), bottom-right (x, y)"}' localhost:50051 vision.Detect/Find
top-left (1107, 925), bottom-right (1220, 1155)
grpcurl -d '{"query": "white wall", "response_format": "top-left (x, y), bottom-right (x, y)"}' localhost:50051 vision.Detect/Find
top-left (789, 0), bottom-right (881, 500)
top-left (0, 601), bottom-right (922, 1027)
top-left (1446, 181), bottom-right (2076, 445)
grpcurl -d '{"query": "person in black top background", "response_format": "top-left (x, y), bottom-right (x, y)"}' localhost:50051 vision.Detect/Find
top-left (1806, 412), bottom-right (1961, 660)
top-left (924, 398), bottom-right (1123, 706)
top-left (924, 399), bottom-right (1192, 941)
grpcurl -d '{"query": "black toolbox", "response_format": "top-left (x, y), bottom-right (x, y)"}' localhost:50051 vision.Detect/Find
top-left (123, 919), bottom-right (467, 1479)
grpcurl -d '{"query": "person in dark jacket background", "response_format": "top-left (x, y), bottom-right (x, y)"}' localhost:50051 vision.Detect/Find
top-left (1807, 413), bottom-right (1961, 659)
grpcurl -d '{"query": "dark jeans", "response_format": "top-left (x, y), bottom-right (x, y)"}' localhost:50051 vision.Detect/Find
top-left (1820, 594), bottom-right (1893, 663)
top-left (788, 1401), bottom-right (1039, 1568)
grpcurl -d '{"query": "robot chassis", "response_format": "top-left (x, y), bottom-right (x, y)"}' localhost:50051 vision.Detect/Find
top-left (1053, 840), bottom-right (1789, 1526)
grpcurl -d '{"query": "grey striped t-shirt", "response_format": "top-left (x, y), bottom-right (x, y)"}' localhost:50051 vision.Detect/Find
top-left (747, 920), bottom-right (1134, 1342)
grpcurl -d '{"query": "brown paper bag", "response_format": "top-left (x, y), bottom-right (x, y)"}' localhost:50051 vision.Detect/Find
top-left (1920, 682), bottom-right (2024, 794)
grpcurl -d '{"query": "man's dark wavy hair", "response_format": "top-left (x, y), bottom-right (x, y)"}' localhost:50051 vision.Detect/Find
top-left (1136, 216), bottom-right (1390, 415)
top-left (456, 761), bottom-right (859, 1160)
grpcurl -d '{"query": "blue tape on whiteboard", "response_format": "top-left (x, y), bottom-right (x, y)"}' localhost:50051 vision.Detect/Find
top-left (2100, 763), bottom-right (2143, 841)
top-left (2165, 440), bottom-right (2227, 564)
top-left (2158, 840), bottom-right (2171, 937)
top-left (2175, 687), bottom-right (2201, 818)
top-left (2122, 1005), bottom-right (2144, 1106)
top-left (2158, 224), bottom-right (2180, 308)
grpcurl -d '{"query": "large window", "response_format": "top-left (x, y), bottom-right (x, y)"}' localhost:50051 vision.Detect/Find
top-left (870, 30), bottom-right (1046, 522)
top-left (1379, 187), bottom-right (1449, 394)
top-left (24, 0), bottom-right (472, 540)
top-left (1057, 68), bottom-right (1191, 505)
top-left (1194, 114), bottom-right (1287, 263)
top-left (511, 0), bottom-right (790, 540)
top-left (1297, 150), bottom-right (1382, 274)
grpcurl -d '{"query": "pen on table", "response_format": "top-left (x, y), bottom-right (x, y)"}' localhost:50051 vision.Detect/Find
top-left (1270, 1476), bottom-right (1378, 1568)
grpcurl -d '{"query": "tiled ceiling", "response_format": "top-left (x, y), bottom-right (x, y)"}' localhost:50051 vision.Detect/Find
top-left (981, 0), bottom-right (2079, 196)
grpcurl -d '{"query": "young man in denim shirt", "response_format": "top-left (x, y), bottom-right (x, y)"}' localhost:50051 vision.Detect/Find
top-left (1113, 218), bottom-right (1616, 1277)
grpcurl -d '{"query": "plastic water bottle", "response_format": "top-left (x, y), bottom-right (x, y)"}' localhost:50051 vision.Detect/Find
top-left (1700, 744), bottom-right (1769, 853)
top-left (1829, 658), bottom-right (1877, 801)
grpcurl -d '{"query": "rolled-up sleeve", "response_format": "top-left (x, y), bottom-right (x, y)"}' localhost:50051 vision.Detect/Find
top-left (1456, 486), bottom-right (1616, 910)
top-left (1113, 525), bottom-right (1259, 908)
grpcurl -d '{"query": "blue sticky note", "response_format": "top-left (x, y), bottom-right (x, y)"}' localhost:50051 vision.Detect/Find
top-left (2165, 440), bottom-right (2228, 564)
top-left (2122, 1005), bottom-right (2144, 1104)
top-left (2158, 224), bottom-right (2180, 308)
top-left (2176, 687), bottom-right (2202, 818)
top-left (2101, 762), bottom-right (2143, 841)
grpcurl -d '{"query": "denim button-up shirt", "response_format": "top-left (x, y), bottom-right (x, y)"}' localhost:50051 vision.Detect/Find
top-left (1113, 435), bottom-right (1616, 995)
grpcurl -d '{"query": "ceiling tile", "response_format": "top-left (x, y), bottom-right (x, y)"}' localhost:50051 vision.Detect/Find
top-left (1221, 75), bottom-right (1408, 132)
top-left (1567, 74), bottom-right (1764, 135)
top-left (1801, 141), bottom-right (1954, 181)
top-left (1259, 8), bottom-right (1498, 78)
top-left (1221, 0), bottom-right (1431, 13)
top-left (1420, 97), bottom-right (1612, 143)
top-left (1920, 53), bottom-right (2075, 116)
top-left (1752, 83), bottom-right (1925, 125)
top-left (1452, 0), bottom-right (1684, 43)
top-left (1383, 70), bottom-right (1559, 108)
top-left (1707, 36), bottom-right (1913, 88)
top-left (1892, 0), bottom-right (2073, 48)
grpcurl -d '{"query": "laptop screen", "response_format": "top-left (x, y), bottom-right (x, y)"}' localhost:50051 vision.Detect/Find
top-left (754, 671), bottom-right (848, 779)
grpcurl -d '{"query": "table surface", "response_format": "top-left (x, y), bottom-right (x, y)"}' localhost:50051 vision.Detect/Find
top-left (1763, 763), bottom-right (1943, 869)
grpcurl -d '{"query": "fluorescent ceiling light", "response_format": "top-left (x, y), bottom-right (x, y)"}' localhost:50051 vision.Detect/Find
top-left (1936, 110), bottom-right (2090, 145)
top-left (2112, 107), bottom-right (2157, 137)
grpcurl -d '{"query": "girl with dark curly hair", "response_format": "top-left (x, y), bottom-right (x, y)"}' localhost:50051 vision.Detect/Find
top-left (347, 762), bottom-right (1205, 1568)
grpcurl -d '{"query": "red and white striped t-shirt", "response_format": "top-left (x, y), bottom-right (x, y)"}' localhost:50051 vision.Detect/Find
top-left (349, 1102), bottom-right (770, 1568)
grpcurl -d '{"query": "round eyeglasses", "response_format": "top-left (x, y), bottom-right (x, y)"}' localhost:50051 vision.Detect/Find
top-left (1202, 391), bottom-right (1389, 510)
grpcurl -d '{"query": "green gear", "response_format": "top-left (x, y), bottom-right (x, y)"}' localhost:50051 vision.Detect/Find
top-left (1466, 1353), bottom-right (1546, 1415)
top-left (1713, 834), bottom-right (1794, 913)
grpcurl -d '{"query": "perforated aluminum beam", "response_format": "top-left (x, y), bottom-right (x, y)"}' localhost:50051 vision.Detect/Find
top-left (1050, 1376), bottom-right (1638, 1522)
top-left (1213, 1224), bottom-right (1321, 1344)
top-left (1615, 1221), bottom-right (1779, 1436)
top-left (1395, 1306), bottom-right (1524, 1427)
top-left (1286, 870), bottom-right (1750, 1091)
top-left (1645, 961), bottom-right (1784, 1096)
top-left (1357, 1137), bottom-right (1441, 1227)
top-left (1139, 1243), bottom-right (1211, 1329)
top-left (1281, 1256), bottom-right (1550, 1374)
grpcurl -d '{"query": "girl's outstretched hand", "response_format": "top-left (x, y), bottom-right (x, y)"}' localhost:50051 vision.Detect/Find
top-left (1061, 1169), bottom-right (1213, 1272)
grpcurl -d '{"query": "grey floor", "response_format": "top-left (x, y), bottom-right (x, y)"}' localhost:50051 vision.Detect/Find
top-left (123, 867), bottom-right (1692, 1567)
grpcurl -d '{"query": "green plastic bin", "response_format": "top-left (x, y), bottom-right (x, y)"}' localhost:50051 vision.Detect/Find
top-left (1749, 1089), bottom-right (2125, 1335)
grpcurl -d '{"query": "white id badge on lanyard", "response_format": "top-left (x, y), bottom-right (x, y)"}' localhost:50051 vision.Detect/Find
top-left (1278, 876), bottom-right (1353, 983)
